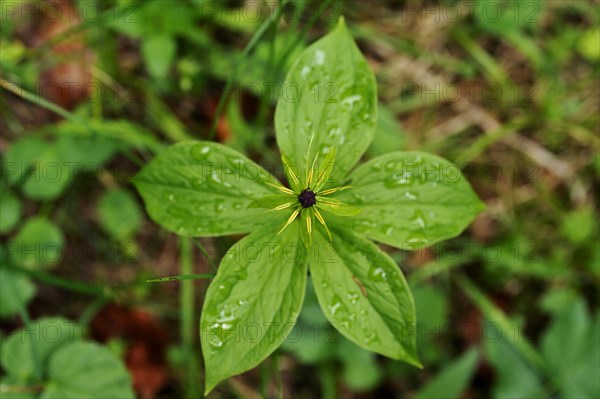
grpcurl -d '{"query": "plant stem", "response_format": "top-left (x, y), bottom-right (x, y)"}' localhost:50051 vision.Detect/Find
top-left (180, 237), bottom-right (199, 398)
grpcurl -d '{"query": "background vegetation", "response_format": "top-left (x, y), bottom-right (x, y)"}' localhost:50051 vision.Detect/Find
top-left (1, 0), bottom-right (598, 398)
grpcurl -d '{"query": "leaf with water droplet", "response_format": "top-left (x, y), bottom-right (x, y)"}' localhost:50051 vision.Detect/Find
top-left (309, 225), bottom-right (421, 367)
top-left (332, 152), bottom-right (485, 250)
top-left (275, 17), bottom-right (377, 187)
top-left (200, 222), bottom-right (308, 394)
top-left (133, 141), bottom-right (285, 237)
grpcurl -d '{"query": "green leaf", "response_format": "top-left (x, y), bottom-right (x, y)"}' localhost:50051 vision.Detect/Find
top-left (9, 217), bottom-right (64, 269)
top-left (310, 225), bottom-right (420, 366)
top-left (142, 35), bottom-right (176, 79)
top-left (415, 347), bottom-right (479, 399)
top-left (316, 197), bottom-right (361, 216)
top-left (200, 222), bottom-right (307, 394)
top-left (0, 267), bottom-right (36, 318)
top-left (334, 152), bottom-right (484, 249)
top-left (41, 342), bottom-right (135, 399)
top-left (3, 134), bottom-right (116, 201)
top-left (281, 153), bottom-right (302, 192)
top-left (97, 188), bottom-right (142, 241)
top-left (313, 147), bottom-right (337, 192)
top-left (1, 317), bottom-right (81, 384)
top-left (485, 336), bottom-right (546, 399)
top-left (337, 337), bottom-right (382, 391)
top-left (247, 195), bottom-right (295, 210)
top-left (133, 141), bottom-right (283, 237)
top-left (275, 18), bottom-right (377, 184)
top-left (541, 298), bottom-right (600, 398)
top-left (0, 188), bottom-right (21, 233)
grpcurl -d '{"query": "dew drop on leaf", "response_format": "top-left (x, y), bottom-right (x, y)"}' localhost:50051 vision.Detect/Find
top-left (191, 144), bottom-right (211, 160)
top-left (368, 266), bottom-right (387, 282)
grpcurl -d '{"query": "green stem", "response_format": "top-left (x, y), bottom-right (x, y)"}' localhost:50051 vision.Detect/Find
top-left (4, 263), bottom-right (106, 297)
top-left (192, 239), bottom-right (219, 271)
top-left (146, 273), bottom-right (214, 283)
top-left (180, 238), bottom-right (199, 398)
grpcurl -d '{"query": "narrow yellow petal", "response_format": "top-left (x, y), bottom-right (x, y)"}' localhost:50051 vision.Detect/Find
top-left (317, 185), bottom-right (352, 196)
top-left (314, 208), bottom-right (332, 242)
top-left (277, 207), bottom-right (301, 235)
top-left (267, 181), bottom-right (295, 195)
top-left (265, 202), bottom-right (294, 213)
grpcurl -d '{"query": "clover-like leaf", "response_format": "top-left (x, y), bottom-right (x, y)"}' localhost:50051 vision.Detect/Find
top-left (133, 141), bottom-right (284, 236)
top-left (275, 18), bottom-right (377, 185)
top-left (1, 317), bottom-right (81, 384)
top-left (333, 152), bottom-right (485, 249)
top-left (200, 221), bottom-right (307, 394)
top-left (310, 225), bottom-right (420, 367)
top-left (41, 342), bottom-right (135, 399)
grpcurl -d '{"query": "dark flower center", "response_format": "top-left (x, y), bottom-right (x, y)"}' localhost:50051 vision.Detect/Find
top-left (298, 189), bottom-right (317, 208)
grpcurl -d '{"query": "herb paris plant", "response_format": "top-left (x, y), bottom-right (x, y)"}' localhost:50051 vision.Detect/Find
top-left (133, 18), bottom-right (484, 395)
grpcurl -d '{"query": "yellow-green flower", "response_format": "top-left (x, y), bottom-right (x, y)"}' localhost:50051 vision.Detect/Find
top-left (249, 147), bottom-right (360, 246)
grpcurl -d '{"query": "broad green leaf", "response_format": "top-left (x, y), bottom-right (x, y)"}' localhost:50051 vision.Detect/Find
top-left (411, 282), bottom-right (448, 363)
top-left (0, 189), bottom-right (21, 233)
top-left (200, 222), bottom-right (307, 394)
top-left (415, 347), bottom-right (479, 399)
top-left (1, 317), bottom-right (81, 384)
top-left (142, 35), bottom-right (176, 79)
top-left (334, 152), bottom-right (484, 249)
top-left (541, 299), bottom-right (600, 398)
top-left (275, 18), bottom-right (377, 184)
top-left (133, 141), bottom-right (283, 237)
top-left (41, 342), bottom-right (135, 399)
top-left (485, 336), bottom-right (546, 399)
top-left (337, 337), bottom-right (382, 391)
top-left (97, 188), bottom-right (142, 241)
top-left (310, 225), bottom-right (420, 366)
top-left (316, 197), bottom-right (361, 216)
top-left (9, 217), bottom-right (64, 269)
top-left (3, 135), bottom-right (116, 201)
top-left (2, 137), bottom-right (46, 185)
top-left (248, 195), bottom-right (295, 210)
top-left (0, 267), bottom-right (36, 318)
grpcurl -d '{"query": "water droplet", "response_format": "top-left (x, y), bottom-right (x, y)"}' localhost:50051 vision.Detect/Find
top-left (347, 292), bottom-right (360, 304)
top-left (369, 266), bottom-right (387, 282)
top-left (384, 224), bottom-right (394, 236)
top-left (208, 336), bottom-right (223, 349)
top-left (319, 144), bottom-right (333, 154)
top-left (314, 49), bottom-right (325, 65)
top-left (384, 161), bottom-right (398, 172)
top-left (233, 202), bottom-right (244, 210)
top-left (341, 95), bottom-right (362, 108)
top-left (162, 192), bottom-right (176, 201)
top-left (404, 191), bottom-right (419, 201)
top-left (384, 172), bottom-right (414, 188)
top-left (370, 161), bottom-right (383, 172)
top-left (406, 232), bottom-right (428, 248)
top-left (410, 209), bottom-right (427, 228)
top-left (191, 144), bottom-right (211, 160)
top-left (301, 65), bottom-right (311, 78)
top-left (214, 199), bottom-right (226, 213)
top-left (364, 331), bottom-right (377, 344)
